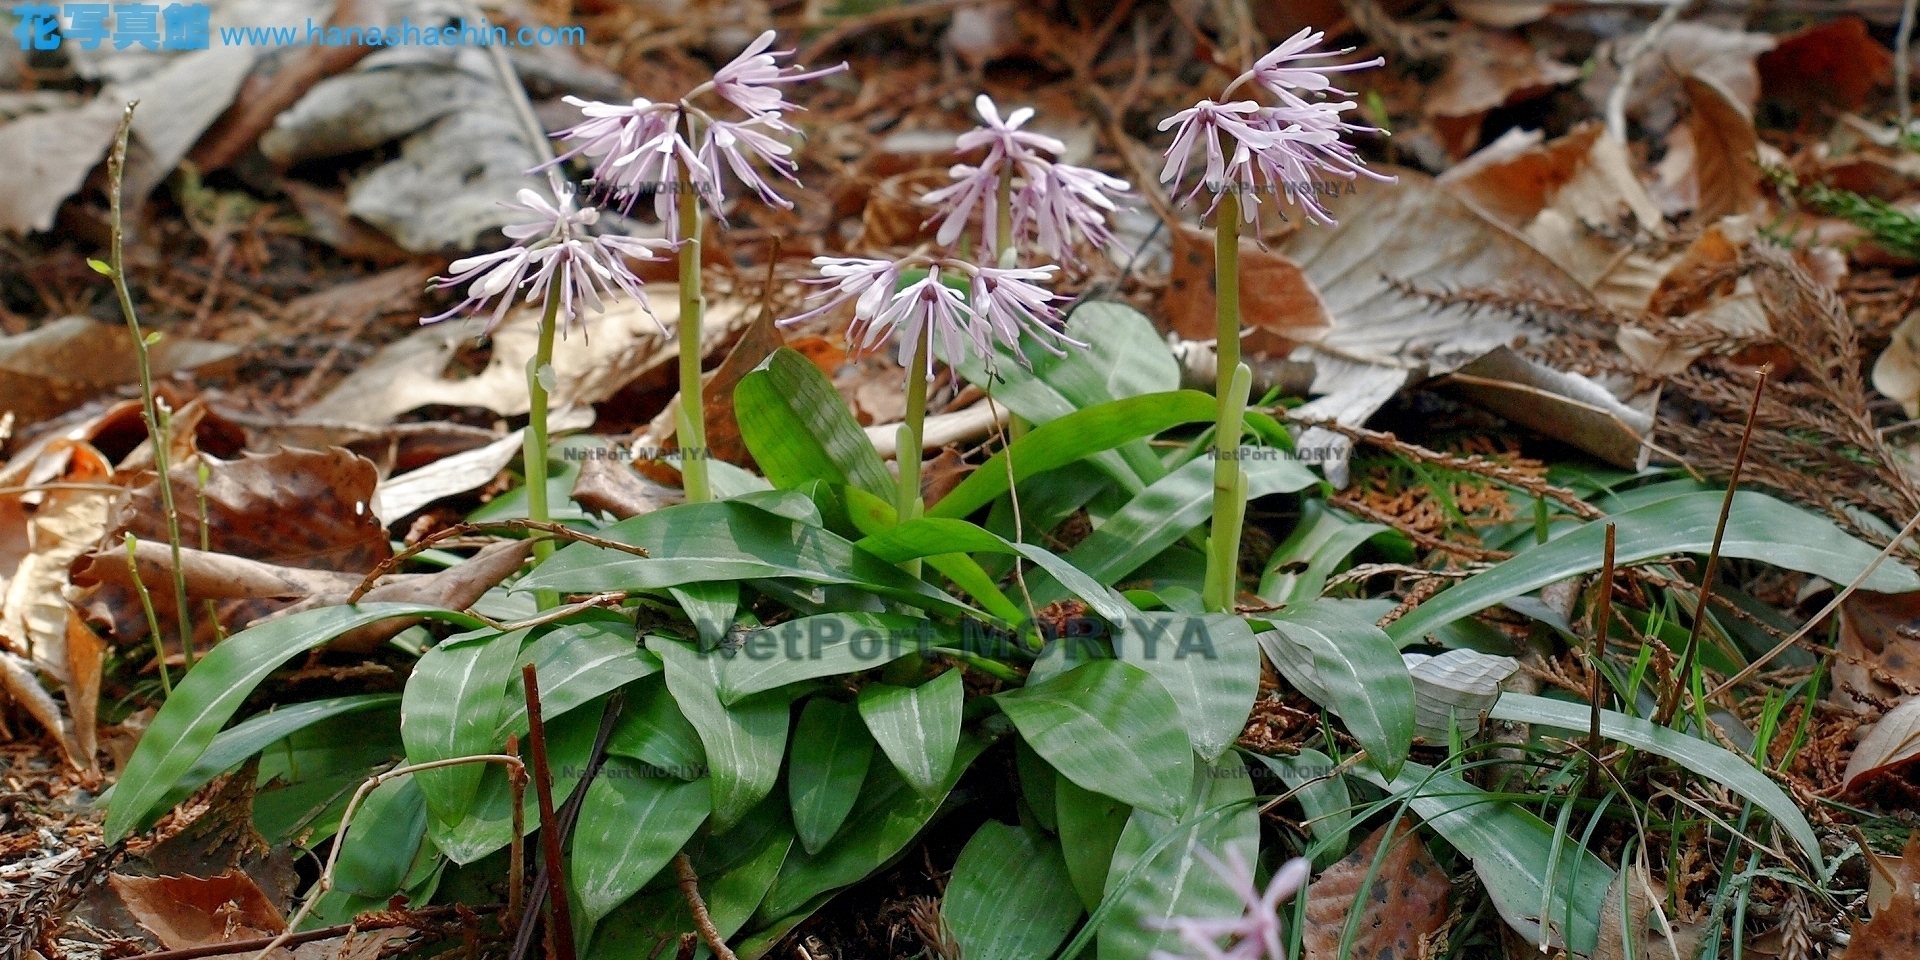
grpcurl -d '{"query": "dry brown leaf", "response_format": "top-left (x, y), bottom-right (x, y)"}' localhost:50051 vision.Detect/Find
top-left (1844, 697), bottom-right (1920, 796)
top-left (322, 538), bottom-right (535, 653)
top-left (920, 447), bottom-right (972, 508)
top-left (571, 454), bottom-right (684, 520)
top-left (0, 649), bottom-right (77, 763)
top-left (1440, 125), bottom-right (1602, 231)
top-left (1448, 0), bottom-right (1547, 28)
top-left (1166, 224), bottom-right (1334, 358)
top-left (63, 609), bottom-right (105, 772)
top-left (1300, 820), bottom-right (1450, 960)
top-left (1833, 591), bottom-right (1920, 715)
top-left (109, 870), bottom-right (285, 950)
top-left (1424, 28), bottom-right (1577, 157)
top-left (0, 317), bottom-right (241, 431)
top-left (1581, 23), bottom-right (1775, 135)
top-left (371, 407), bottom-right (591, 525)
top-left (303, 289), bottom-right (747, 426)
top-left (1840, 832), bottom-right (1920, 959)
top-left (1619, 218), bottom-right (1770, 377)
top-left (1677, 75), bottom-right (1763, 224)
top-left (1758, 16), bottom-right (1892, 115)
top-left (0, 441), bottom-right (116, 685)
top-left (1593, 857), bottom-right (1705, 960)
top-left (0, 96), bottom-right (123, 235)
top-left (79, 447), bottom-right (388, 646)
top-left (1873, 313), bottom-right (1920, 419)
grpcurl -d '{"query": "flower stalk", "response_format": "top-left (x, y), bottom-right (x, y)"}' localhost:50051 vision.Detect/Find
top-left (1204, 190), bottom-right (1253, 613)
top-left (524, 280), bottom-right (563, 611)
top-left (676, 161), bottom-right (712, 503)
top-left (102, 101), bottom-right (195, 666)
top-left (897, 324), bottom-right (932, 575)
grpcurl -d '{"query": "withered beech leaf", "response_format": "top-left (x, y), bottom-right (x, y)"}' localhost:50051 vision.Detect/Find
top-left (80, 447), bottom-right (388, 646)
top-left (1166, 223), bottom-right (1334, 358)
top-left (1833, 591), bottom-right (1920, 715)
top-left (1843, 697), bottom-right (1920, 797)
top-left (1678, 75), bottom-right (1763, 224)
top-left (1301, 820), bottom-right (1451, 960)
top-left (1840, 832), bottom-right (1920, 959)
top-left (110, 870), bottom-right (286, 950)
top-left (1758, 16), bottom-right (1892, 115)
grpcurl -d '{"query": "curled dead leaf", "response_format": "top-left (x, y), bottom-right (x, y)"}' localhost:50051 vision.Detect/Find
top-left (1166, 224), bottom-right (1334, 358)
top-left (1873, 313), bottom-right (1920, 420)
top-left (1423, 28), bottom-right (1577, 157)
top-left (1840, 831), bottom-right (1920, 959)
top-left (1844, 697), bottom-right (1920, 796)
top-left (110, 870), bottom-right (285, 950)
top-left (0, 316), bottom-right (240, 431)
top-left (1833, 591), bottom-right (1920, 715)
top-left (1758, 16), bottom-right (1892, 115)
top-left (1301, 819), bottom-right (1450, 960)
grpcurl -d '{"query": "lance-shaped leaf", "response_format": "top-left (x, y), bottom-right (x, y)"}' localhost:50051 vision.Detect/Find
top-left (996, 660), bottom-right (1193, 817)
top-left (648, 637), bottom-right (788, 831)
top-left (1258, 601), bottom-right (1416, 778)
top-left (857, 669), bottom-right (964, 796)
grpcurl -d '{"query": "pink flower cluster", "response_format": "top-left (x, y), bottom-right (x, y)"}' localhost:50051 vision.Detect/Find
top-left (1148, 850), bottom-right (1311, 960)
top-left (1159, 27), bottom-right (1390, 225)
top-left (542, 31), bottom-right (845, 228)
top-left (423, 175), bottom-right (670, 332)
top-left (922, 94), bottom-right (1131, 265)
top-left (782, 255), bottom-right (1080, 379)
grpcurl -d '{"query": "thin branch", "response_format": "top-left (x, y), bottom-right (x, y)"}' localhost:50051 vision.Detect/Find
top-left (1606, 0), bottom-right (1691, 141)
top-left (672, 854), bottom-right (738, 960)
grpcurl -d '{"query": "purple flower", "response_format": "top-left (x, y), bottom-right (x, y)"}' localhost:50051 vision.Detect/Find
top-left (701, 116), bottom-right (801, 210)
top-left (783, 256), bottom-right (903, 326)
top-left (781, 255), bottom-right (1079, 379)
top-left (709, 30), bottom-right (848, 123)
top-left (1147, 850), bottom-right (1311, 960)
top-left (970, 264), bottom-right (1081, 357)
top-left (547, 96), bottom-right (675, 173)
top-left (1160, 29), bottom-right (1393, 227)
top-left (955, 94), bottom-right (1068, 165)
top-left (923, 95), bottom-right (1130, 261)
top-left (422, 177), bottom-right (668, 333)
top-left (1014, 162), bottom-right (1131, 264)
top-left (1237, 27), bottom-right (1383, 101)
top-left (1157, 100), bottom-right (1277, 208)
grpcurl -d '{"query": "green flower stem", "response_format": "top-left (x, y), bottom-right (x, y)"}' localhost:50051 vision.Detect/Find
top-left (676, 165), bottom-right (713, 503)
top-left (124, 534), bottom-right (170, 695)
top-left (525, 280), bottom-right (562, 611)
top-left (897, 325), bottom-right (932, 576)
top-left (1204, 190), bottom-right (1251, 613)
top-left (995, 163), bottom-right (1026, 443)
top-left (105, 101), bottom-right (194, 666)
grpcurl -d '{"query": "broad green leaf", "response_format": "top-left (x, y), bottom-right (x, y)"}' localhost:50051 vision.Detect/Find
top-left (107, 603), bottom-right (483, 841)
top-left (649, 637), bottom-right (789, 831)
top-left (1246, 748), bottom-right (1351, 867)
top-left (584, 808), bottom-right (793, 960)
top-left (606, 675), bottom-right (707, 779)
top-left (715, 613), bottom-right (946, 704)
top-left (841, 487), bottom-right (1024, 624)
top-left (929, 390), bottom-right (1217, 520)
top-left (1117, 613), bottom-right (1258, 762)
top-left (789, 698), bottom-right (873, 855)
top-left (333, 774), bottom-right (428, 898)
top-left (1258, 601), bottom-right (1415, 779)
top-left (428, 701), bottom-right (601, 864)
top-left (570, 760), bottom-right (712, 929)
top-left (996, 660), bottom-right (1193, 817)
top-left (1489, 693), bottom-right (1823, 871)
top-left (1015, 740), bottom-right (1058, 832)
top-left (143, 694), bottom-right (398, 818)
top-left (403, 628), bottom-right (526, 828)
top-left (496, 621), bottom-right (661, 740)
top-left (1354, 760), bottom-right (1612, 954)
top-left (1033, 451), bottom-right (1315, 597)
top-left (944, 822), bottom-right (1083, 960)
top-left (857, 670), bottom-right (963, 796)
top-left (1098, 754), bottom-right (1259, 960)
top-left (670, 581), bottom-right (739, 649)
top-left (757, 735), bottom-right (988, 921)
top-left (854, 515), bottom-right (1132, 626)
top-left (1258, 499), bottom-right (1393, 603)
top-left (1389, 491), bottom-right (1920, 645)
top-left (1055, 774), bottom-right (1129, 912)
top-left (518, 500), bottom-right (979, 620)
top-left (736, 347), bottom-right (894, 499)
